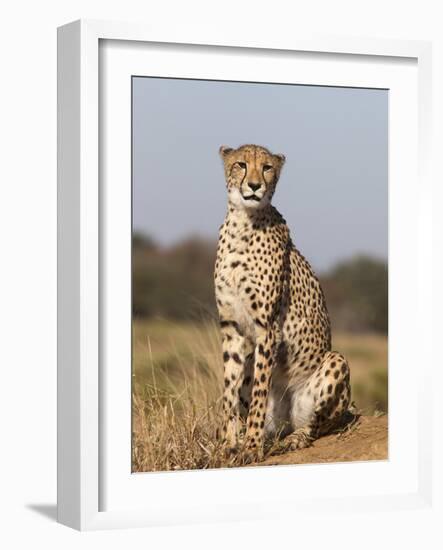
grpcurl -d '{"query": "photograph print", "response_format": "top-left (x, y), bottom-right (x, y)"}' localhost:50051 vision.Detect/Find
top-left (131, 76), bottom-right (388, 472)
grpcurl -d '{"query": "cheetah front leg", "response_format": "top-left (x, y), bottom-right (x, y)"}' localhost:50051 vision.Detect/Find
top-left (244, 326), bottom-right (276, 460)
top-left (219, 320), bottom-right (247, 450)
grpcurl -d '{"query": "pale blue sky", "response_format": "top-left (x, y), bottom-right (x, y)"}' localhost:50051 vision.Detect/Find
top-left (132, 77), bottom-right (388, 272)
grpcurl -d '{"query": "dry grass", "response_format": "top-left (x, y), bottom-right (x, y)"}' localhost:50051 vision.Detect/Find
top-left (132, 388), bottom-right (225, 472)
top-left (132, 318), bottom-right (388, 472)
top-left (132, 319), bottom-right (265, 471)
top-left (332, 332), bottom-right (388, 412)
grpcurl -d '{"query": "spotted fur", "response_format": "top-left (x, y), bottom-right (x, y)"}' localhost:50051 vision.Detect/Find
top-left (214, 144), bottom-right (351, 459)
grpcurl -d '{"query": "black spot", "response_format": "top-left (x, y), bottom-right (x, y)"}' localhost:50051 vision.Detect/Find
top-left (224, 378), bottom-right (230, 388)
top-left (232, 353), bottom-right (241, 364)
top-left (231, 261), bottom-right (240, 268)
top-left (220, 320), bottom-right (244, 336)
top-left (223, 351), bottom-right (230, 362)
top-left (327, 384), bottom-right (333, 394)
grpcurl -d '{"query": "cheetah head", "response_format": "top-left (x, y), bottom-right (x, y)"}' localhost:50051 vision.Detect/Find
top-left (219, 144), bottom-right (285, 210)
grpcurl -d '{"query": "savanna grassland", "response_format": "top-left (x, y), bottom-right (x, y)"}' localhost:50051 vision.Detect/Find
top-left (132, 318), bottom-right (388, 472)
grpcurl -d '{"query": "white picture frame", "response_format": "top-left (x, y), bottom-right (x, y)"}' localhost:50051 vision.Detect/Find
top-left (57, 19), bottom-right (433, 531)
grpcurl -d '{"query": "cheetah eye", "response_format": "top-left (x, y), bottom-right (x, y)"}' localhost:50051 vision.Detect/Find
top-left (237, 162), bottom-right (247, 169)
top-left (263, 164), bottom-right (273, 172)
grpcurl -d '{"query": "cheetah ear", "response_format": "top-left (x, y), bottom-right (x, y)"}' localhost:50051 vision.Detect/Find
top-left (219, 145), bottom-right (234, 159)
top-left (274, 153), bottom-right (286, 165)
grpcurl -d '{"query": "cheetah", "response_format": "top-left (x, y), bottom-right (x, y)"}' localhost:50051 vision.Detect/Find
top-left (214, 144), bottom-right (351, 461)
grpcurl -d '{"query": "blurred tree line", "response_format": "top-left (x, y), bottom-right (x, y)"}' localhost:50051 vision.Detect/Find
top-left (133, 233), bottom-right (388, 334)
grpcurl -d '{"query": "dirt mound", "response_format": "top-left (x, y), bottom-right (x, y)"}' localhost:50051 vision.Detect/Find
top-left (260, 415), bottom-right (388, 466)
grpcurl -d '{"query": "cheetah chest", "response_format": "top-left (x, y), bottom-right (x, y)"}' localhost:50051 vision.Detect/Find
top-left (216, 252), bottom-right (256, 341)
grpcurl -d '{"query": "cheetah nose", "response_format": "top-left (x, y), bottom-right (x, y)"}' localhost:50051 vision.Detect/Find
top-left (248, 182), bottom-right (261, 192)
